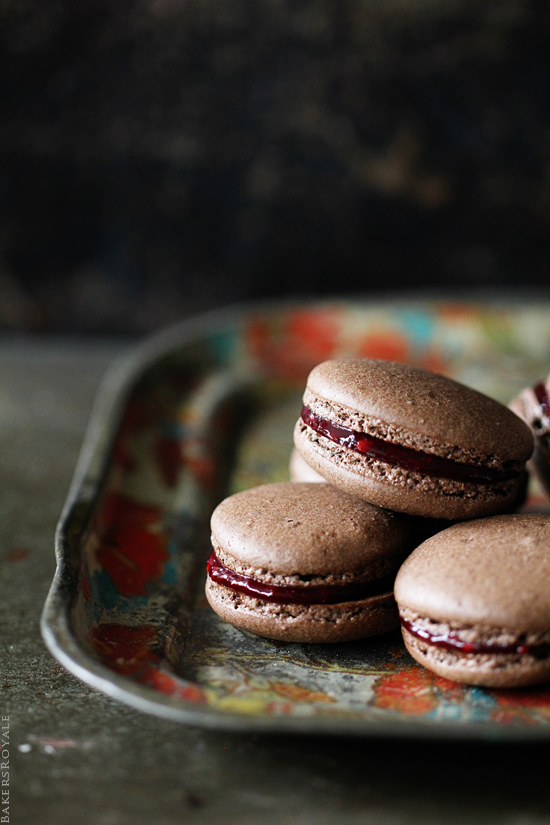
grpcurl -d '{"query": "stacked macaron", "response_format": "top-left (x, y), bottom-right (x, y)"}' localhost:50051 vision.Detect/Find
top-left (205, 356), bottom-right (550, 688)
top-left (293, 359), bottom-right (532, 521)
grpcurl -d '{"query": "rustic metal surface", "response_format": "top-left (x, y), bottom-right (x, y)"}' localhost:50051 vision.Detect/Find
top-left (3, 306), bottom-right (550, 824)
top-left (42, 300), bottom-right (550, 738)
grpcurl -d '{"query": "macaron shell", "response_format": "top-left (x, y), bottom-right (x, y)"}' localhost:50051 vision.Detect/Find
top-left (206, 577), bottom-right (399, 643)
top-left (394, 514), bottom-right (550, 633)
top-left (530, 441), bottom-right (550, 498)
top-left (401, 626), bottom-right (550, 688)
top-left (288, 448), bottom-right (326, 483)
top-left (211, 482), bottom-right (413, 577)
top-left (306, 359), bottom-right (533, 462)
top-left (293, 419), bottom-right (522, 520)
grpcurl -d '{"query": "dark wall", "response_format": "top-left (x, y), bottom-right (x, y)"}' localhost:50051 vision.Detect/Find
top-left (1, 0), bottom-right (549, 333)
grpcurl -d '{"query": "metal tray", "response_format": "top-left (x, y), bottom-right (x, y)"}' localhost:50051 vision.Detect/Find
top-left (41, 298), bottom-right (550, 739)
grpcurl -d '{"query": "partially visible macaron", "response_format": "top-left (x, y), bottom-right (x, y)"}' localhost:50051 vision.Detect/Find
top-left (206, 482), bottom-right (415, 643)
top-left (289, 447), bottom-right (325, 483)
top-left (510, 375), bottom-right (550, 497)
top-left (394, 514), bottom-right (550, 688)
top-left (294, 358), bottom-right (533, 520)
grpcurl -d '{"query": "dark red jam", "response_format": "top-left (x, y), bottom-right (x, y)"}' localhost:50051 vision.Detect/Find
top-left (301, 405), bottom-right (518, 485)
top-left (206, 552), bottom-right (393, 605)
top-left (401, 616), bottom-right (550, 658)
top-left (534, 382), bottom-right (550, 420)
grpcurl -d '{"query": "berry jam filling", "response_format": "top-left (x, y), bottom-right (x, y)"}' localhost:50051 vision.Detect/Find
top-left (207, 552), bottom-right (394, 605)
top-left (401, 617), bottom-right (550, 659)
top-left (301, 405), bottom-right (519, 484)
top-left (534, 382), bottom-right (550, 421)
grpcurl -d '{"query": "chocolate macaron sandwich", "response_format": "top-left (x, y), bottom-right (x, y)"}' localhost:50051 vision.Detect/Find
top-left (294, 359), bottom-right (533, 521)
top-left (206, 482), bottom-right (415, 643)
top-left (510, 373), bottom-right (550, 497)
top-left (394, 514), bottom-right (550, 688)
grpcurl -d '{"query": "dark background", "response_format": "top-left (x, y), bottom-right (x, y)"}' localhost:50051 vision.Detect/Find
top-left (1, 0), bottom-right (549, 335)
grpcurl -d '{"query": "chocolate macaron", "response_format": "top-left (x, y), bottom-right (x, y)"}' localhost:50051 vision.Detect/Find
top-left (294, 358), bottom-right (533, 520)
top-left (510, 374), bottom-right (550, 497)
top-left (206, 482), bottom-right (414, 643)
top-left (395, 514), bottom-right (550, 688)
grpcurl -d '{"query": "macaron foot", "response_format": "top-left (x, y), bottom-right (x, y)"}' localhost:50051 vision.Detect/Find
top-left (206, 579), bottom-right (399, 643)
top-left (400, 613), bottom-right (550, 689)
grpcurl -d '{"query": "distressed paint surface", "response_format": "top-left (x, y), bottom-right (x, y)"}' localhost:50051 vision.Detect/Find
top-left (47, 301), bottom-right (550, 734)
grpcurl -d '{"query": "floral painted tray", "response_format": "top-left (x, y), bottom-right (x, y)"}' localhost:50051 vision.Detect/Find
top-left (41, 299), bottom-right (550, 738)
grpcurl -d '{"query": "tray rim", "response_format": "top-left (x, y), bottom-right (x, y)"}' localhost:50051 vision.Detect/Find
top-left (40, 295), bottom-right (550, 740)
